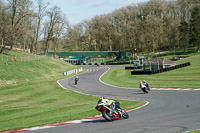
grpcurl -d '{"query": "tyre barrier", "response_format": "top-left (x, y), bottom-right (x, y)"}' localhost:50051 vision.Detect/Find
top-left (131, 62), bottom-right (191, 75)
top-left (125, 66), bottom-right (135, 69)
top-left (125, 66), bottom-right (142, 69)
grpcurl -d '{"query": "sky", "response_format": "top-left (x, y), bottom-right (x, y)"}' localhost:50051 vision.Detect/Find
top-left (42, 0), bottom-right (150, 25)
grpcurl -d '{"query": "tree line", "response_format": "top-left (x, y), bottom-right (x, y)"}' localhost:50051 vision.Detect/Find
top-left (0, 0), bottom-right (68, 55)
top-left (0, 0), bottom-right (200, 55)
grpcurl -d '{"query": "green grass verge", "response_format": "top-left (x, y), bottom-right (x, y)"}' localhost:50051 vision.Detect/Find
top-left (187, 130), bottom-right (200, 133)
top-left (0, 50), bottom-right (145, 132)
top-left (101, 53), bottom-right (200, 89)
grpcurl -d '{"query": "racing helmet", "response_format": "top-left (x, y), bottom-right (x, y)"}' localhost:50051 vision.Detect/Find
top-left (98, 97), bottom-right (104, 104)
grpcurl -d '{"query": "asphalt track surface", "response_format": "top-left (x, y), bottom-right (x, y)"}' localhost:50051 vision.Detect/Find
top-left (29, 66), bottom-right (200, 133)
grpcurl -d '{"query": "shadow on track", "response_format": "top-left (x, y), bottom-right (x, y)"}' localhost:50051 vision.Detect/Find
top-left (133, 92), bottom-right (148, 94)
top-left (132, 90), bottom-right (149, 95)
top-left (82, 118), bottom-right (129, 124)
top-left (82, 119), bottom-right (106, 123)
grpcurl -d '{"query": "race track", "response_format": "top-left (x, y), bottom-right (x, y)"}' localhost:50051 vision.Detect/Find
top-left (28, 66), bottom-right (200, 133)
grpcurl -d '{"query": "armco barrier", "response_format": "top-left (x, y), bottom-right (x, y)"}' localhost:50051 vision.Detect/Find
top-left (131, 62), bottom-right (191, 75)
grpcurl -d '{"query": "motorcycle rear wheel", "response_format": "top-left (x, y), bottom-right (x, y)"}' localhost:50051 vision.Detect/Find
top-left (102, 110), bottom-right (115, 122)
top-left (141, 88), bottom-right (148, 93)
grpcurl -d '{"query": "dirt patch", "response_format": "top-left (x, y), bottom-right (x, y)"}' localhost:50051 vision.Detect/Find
top-left (0, 80), bottom-right (17, 86)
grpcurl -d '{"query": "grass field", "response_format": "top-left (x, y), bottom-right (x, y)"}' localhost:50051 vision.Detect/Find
top-left (0, 50), bottom-right (145, 132)
top-left (101, 53), bottom-right (200, 89)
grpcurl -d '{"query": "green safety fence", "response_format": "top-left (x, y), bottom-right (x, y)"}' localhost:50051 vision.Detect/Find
top-left (41, 51), bottom-right (132, 58)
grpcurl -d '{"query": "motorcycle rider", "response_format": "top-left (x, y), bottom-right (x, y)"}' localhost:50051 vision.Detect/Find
top-left (143, 80), bottom-right (150, 90)
top-left (74, 76), bottom-right (79, 85)
top-left (97, 97), bottom-right (122, 115)
top-left (140, 80), bottom-right (148, 93)
top-left (143, 80), bottom-right (150, 91)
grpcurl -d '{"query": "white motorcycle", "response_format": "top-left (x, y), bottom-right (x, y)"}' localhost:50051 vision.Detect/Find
top-left (140, 81), bottom-right (150, 93)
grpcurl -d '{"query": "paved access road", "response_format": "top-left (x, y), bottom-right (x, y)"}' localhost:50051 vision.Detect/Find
top-left (29, 66), bottom-right (200, 133)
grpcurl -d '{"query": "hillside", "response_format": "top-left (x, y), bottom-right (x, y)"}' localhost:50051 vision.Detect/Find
top-left (0, 50), bottom-right (80, 131)
top-left (0, 50), bottom-right (78, 86)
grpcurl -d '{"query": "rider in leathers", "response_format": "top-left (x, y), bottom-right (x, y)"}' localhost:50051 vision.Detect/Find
top-left (140, 80), bottom-right (149, 93)
top-left (97, 97), bottom-right (122, 114)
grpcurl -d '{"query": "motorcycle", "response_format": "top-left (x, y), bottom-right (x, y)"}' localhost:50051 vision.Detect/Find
top-left (95, 101), bottom-right (129, 122)
top-left (140, 81), bottom-right (150, 94)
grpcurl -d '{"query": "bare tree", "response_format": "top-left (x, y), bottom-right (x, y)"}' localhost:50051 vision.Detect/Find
top-left (52, 14), bottom-right (68, 54)
top-left (33, 0), bottom-right (49, 53)
top-left (0, 2), bottom-right (9, 53)
top-left (7, 0), bottom-right (33, 50)
top-left (43, 6), bottom-right (64, 55)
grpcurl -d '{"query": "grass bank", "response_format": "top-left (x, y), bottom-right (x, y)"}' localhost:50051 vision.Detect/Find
top-left (101, 53), bottom-right (200, 89)
top-left (187, 130), bottom-right (200, 133)
top-left (0, 50), bottom-right (145, 132)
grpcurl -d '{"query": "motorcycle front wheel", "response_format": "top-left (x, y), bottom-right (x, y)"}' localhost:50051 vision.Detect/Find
top-left (102, 110), bottom-right (115, 122)
top-left (122, 111), bottom-right (129, 119)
